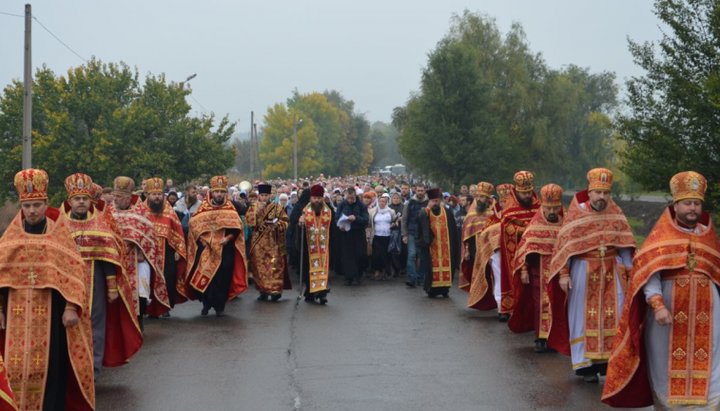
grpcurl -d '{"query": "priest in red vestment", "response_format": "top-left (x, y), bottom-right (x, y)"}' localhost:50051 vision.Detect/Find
top-left (0, 169), bottom-right (94, 410)
top-left (497, 171), bottom-right (541, 321)
top-left (459, 182), bottom-right (494, 292)
top-left (603, 171), bottom-right (720, 408)
top-left (61, 173), bottom-right (142, 370)
top-left (145, 178), bottom-right (188, 311)
top-left (185, 175), bottom-right (248, 316)
top-left (508, 183), bottom-right (563, 353)
top-left (107, 177), bottom-right (170, 325)
top-left (547, 168), bottom-right (636, 383)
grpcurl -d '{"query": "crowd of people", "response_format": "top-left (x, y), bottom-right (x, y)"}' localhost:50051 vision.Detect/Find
top-left (0, 166), bottom-right (716, 410)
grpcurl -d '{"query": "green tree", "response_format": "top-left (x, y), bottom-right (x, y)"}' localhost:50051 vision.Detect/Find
top-left (617, 0), bottom-right (720, 204)
top-left (0, 59), bottom-right (235, 203)
top-left (261, 90), bottom-right (373, 178)
top-left (394, 11), bottom-right (617, 188)
top-left (259, 103), bottom-right (321, 178)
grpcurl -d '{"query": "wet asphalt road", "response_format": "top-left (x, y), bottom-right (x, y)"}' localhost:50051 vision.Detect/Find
top-left (96, 276), bottom-right (645, 411)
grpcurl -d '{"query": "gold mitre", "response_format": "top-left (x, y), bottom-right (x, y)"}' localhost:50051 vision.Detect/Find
top-left (540, 184), bottom-right (563, 207)
top-left (15, 168), bottom-right (49, 202)
top-left (145, 177), bottom-right (164, 194)
top-left (670, 171), bottom-right (706, 203)
top-left (210, 175), bottom-right (229, 192)
top-left (513, 171), bottom-right (535, 193)
top-left (476, 182), bottom-right (494, 198)
top-left (113, 176), bottom-right (135, 195)
top-left (64, 173), bottom-right (93, 198)
top-left (587, 168), bottom-right (613, 192)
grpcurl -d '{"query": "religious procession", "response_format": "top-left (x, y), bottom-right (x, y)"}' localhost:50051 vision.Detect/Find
top-left (0, 164), bottom-right (715, 411)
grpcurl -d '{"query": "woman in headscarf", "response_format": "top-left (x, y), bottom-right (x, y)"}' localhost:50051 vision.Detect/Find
top-left (369, 193), bottom-right (397, 280)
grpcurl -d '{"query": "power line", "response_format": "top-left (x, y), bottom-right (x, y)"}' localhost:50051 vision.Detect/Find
top-left (32, 15), bottom-right (87, 62)
top-left (189, 94), bottom-right (210, 113)
top-left (0, 11), bottom-right (24, 18)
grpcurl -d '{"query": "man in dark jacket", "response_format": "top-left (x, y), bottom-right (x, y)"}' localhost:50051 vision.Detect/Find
top-left (336, 187), bottom-right (369, 285)
top-left (401, 184), bottom-right (428, 287)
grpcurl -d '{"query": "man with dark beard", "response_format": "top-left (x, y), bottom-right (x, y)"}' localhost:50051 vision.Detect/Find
top-left (61, 173), bottom-right (141, 370)
top-left (508, 184), bottom-right (564, 353)
top-left (186, 176), bottom-right (248, 316)
top-left (145, 178), bottom-right (188, 315)
top-left (108, 176), bottom-right (170, 325)
top-left (459, 182), bottom-right (494, 293)
top-left (497, 171), bottom-right (541, 321)
top-left (336, 187), bottom-right (369, 285)
top-left (297, 185), bottom-right (334, 304)
top-left (547, 168), bottom-right (635, 383)
top-left (417, 188), bottom-right (460, 298)
top-left (603, 171), bottom-right (720, 408)
top-left (247, 183), bottom-right (291, 302)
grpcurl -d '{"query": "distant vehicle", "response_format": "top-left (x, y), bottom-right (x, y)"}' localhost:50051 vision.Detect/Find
top-left (379, 164), bottom-right (406, 176)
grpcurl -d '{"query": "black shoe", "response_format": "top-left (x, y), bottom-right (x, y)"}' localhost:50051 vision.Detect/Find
top-left (441, 291), bottom-right (449, 298)
top-left (201, 308), bottom-right (209, 316)
top-left (270, 294), bottom-right (281, 302)
top-left (148, 315), bottom-right (160, 319)
top-left (161, 312), bottom-right (171, 318)
top-left (319, 296), bottom-right (328, 305)
top-left (257, 293), bottom-right (269, 301)
top-left (215, 310), bottom-right (225, 317)
top-left (405, 282), bottom-right (416, 288)
top-left (534, 339), bottom-right (549, 353)
top-left (497, 313), bottom-right (510, 322)
top-left (304, 296), bottom-right (314, 303)
top-left (582, 374), bottom-right (599, 383)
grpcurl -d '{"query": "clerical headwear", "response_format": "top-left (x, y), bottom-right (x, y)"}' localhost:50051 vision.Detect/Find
top-left (476, 182), bottom-right (494, 198)
top-left (15, 169), bottom-right (49, 202)
top-left (670, 171), bottom-right (706, 203)
top-left (496, 184), bottom-right (514, 202)
top-left (513, 171), bottom-right (535, 193)
top-left (427, 188), bottom-right (442, 200)
top-left (540, 184), bottom-right (564, 207)
top-left (64, 173), bottom-right (94, 199)
top-left (145, 177), bottom-right (164, 194)
top-left (91, 183), bottom-right (103, 200)
top-left (587, 168), bottom-right (613, 192)
top-left (210, 175), bottom-right (229, 192)
top-left (310, 184), bottom-right (324, 197)
top-left (113, 176), bottom-right (135, 196)
top-left (257, 184), bottom-right (272, 195)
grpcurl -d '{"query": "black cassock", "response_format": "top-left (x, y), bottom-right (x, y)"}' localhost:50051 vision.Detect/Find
top-left (289, 205), bottom-right (335, 298)
top-left (335, 200), bottom-right (369, 283)
top-left (417, 205), bottom-right (460, 297)
top-left (188, 228), bottom-right (240, 313)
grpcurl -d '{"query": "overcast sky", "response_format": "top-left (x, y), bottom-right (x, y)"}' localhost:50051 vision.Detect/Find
top-left (1, 1), bottom-right (662, 129)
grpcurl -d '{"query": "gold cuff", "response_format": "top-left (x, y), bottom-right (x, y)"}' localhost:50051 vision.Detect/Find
top-left (648, 295), bottom-right (666, 312)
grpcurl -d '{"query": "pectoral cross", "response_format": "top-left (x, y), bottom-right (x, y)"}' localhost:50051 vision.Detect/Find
top-left (688, 252), bottom-right (697, 272)
top-left (598, 243), bottom-right (607, 258)
top-left (27, 269), bottom-right (38, 285)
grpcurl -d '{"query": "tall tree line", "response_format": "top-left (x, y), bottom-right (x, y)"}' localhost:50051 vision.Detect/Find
top-left (0, 59), bottom-right (235, 203)
top-left (392, 11), bottom-right (618, 189)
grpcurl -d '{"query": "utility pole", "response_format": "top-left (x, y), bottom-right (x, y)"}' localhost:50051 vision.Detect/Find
top-left (22, 3), bottom-right (32, 169)
top-left (253, 122), bottom-right (259, 178)
top-left (249, 111), bottom-right (255, 177)
top-left (293, 116), bottom-right (302, 182)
